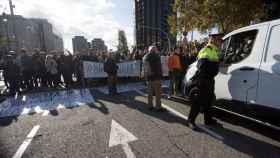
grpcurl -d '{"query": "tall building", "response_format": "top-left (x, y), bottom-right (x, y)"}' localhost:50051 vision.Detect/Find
top-left (72, 36), bottom-right (89, 54)
top-left (0, 14), bottom-right (64, 52)
top-left (91, 38), bottom-right (107, 53)
top-left (134, 0), bottom-right (175, 51)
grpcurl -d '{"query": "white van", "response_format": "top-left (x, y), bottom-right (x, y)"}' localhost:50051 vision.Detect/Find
top-left (184, 19), bottom-right (280, 126)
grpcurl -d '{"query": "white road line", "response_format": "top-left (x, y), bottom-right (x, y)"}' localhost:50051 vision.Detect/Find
top-left (122, 143), bottom-right (136, 158)
top-left (12, 125), bottom-right (40, 158)
top-left (134, 90), bottom-right (224, 141)
top-left (161, 103), bottom-right (189, 120)
top-left (109, 120), bottom-right (138, 158)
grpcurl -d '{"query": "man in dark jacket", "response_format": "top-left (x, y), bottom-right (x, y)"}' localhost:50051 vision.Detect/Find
top-left (104, 53), bottom-right (118, 95)
top-left (32, 49), bottom-right (41, 88)
top-left (143, 45), bottom-right (165, 112)
top-left (21, 49), bottom-right (33, 90)
top-left (61, 54), bottom-right (74, 87)
top-left (4, 54), bottom-right (20, 95)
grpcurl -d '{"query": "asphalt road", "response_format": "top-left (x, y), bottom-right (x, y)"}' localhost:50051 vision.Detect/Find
top-left (0, 86), bottom-right (279, 158)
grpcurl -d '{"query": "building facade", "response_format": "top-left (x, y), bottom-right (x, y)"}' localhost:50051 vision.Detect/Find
top-left (91, 38), bottom-right (107, 53)
top-left (134, 0), bottom-right (175, 51)
top-left (72, 36), bottom-right (89, 54)
top-left (0, 14), bottom-right (64, 53)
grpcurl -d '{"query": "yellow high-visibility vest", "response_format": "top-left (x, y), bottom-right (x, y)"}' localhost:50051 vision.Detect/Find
top-left (197, 44), bottom-right (219, 62)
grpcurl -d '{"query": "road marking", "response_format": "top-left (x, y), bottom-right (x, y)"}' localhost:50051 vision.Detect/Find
top-left (12, 125), bottom-right (40, 158)
top-left (134, 90), bottom-right (224, 141)
top-left (161, 103), bottom-right (189, 120)
top-left (109, 120), bottom-right (137, 158)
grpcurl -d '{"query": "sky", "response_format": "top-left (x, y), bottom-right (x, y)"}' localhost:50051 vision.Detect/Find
top-left (0, 0), bottom-right (135, 52)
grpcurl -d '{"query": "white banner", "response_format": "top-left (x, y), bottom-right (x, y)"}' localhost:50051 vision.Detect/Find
top-left (83, 61), bottom-right (141, 78)
top-left (83, 56), bottom-right (169, 79)
top-left (117, 60), bottom-right (141, 77)
top-left (83, 61), bottom-right (107, 78)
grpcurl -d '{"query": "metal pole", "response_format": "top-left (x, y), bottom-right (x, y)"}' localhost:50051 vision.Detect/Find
top-left (8, 0), bottom-right (15, 16)
top-left (8, 0), bottom-right (18, 50)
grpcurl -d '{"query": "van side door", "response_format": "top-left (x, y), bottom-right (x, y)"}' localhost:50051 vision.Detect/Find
top-left (215, 26), bottom-right (268, 104)
top-left (257, 24), bottom-right (280, 110)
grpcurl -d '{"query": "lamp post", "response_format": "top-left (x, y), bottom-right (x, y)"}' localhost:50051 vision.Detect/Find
top-left (8, 0), bottom-right (18, 50)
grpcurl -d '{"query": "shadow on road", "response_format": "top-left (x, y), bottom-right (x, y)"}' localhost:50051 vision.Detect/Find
top-left (209, 125), bottom-right (280, 157)
top-left (168, 95), bottom-right (280, 143)
top-left (0, 116), bottom-right (18, 127)
top-left (92, 89), bottom-right (280, 157)
top-left (87, 100), bottom-right (109, 115)
top-left (91, 90), bottom-right (189, 126)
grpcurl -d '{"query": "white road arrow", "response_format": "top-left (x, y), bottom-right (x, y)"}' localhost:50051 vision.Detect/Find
top-left (109, 120), bottom-right (138, 158)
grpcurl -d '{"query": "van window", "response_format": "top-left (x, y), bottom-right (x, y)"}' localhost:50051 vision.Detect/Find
top-left (266, 25), bottom-right (280, 63)
top-left (224, 30), bottom-right (258, 64)
top-left (220, 37), bottom-right (230, 61)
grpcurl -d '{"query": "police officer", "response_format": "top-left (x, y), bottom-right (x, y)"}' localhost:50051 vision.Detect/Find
top-left (187, 34), bottom-right (222, 128)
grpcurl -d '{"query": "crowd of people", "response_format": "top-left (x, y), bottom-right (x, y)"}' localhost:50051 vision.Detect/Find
top-left (0, 39), bottom-right (207, 96)
top-left (0, 49), bottom-right (84, 95)
top-left (0, 36), bottom-right (220, 129)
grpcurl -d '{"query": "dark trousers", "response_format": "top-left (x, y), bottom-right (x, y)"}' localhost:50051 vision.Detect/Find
top-left (8, 77), bottom-right (20, 95)
top-left (23, 70), bottom-right (33, 89)
top-left (108, 75), bottom-right (117, 95)
top-left (188, 78), bottom-right (215, 124)
top-left (33, 72), bottom-right (40, 88)
top-left (62, 72), bottom-right (73, 87)
top-left (40, 71), bottom-right (48, 87)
